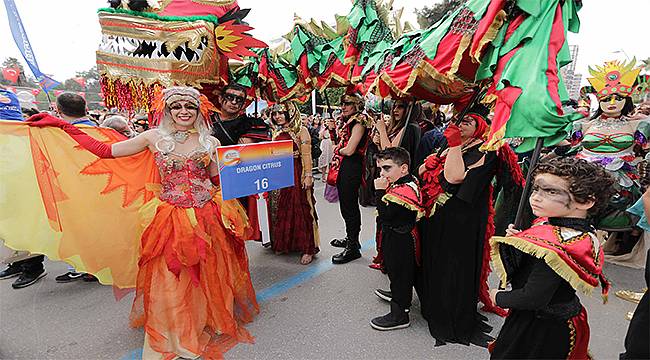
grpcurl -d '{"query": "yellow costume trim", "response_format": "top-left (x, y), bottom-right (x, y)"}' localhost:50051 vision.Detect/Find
top-left (490, 236), bottom-right (597, 295)
top-left (567, 317), bottom-right (577, 355)
top-left (315, 71), bottom-right (351, 92)
top-left (257, 72), bottom-right (311, 103)
top-left (448, 34), bottom-right (472, 76)
top-left (305, 188), bottom-right (320, 248)
top-left (481, 124), bottom-right (506, 151)
top-left (381, 193), bottom-right (425, 221)
top-left (367, 57), bottom-right (472, 101)
top-left (471, 10), bottom-right (506, 62)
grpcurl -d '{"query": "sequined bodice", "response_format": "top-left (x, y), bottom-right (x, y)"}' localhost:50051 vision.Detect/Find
top-left (154, 150), bottom-right (216, 208)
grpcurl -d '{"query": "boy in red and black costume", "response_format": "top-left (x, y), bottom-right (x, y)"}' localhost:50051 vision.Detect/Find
top-left (489, 157), bottom-right (614, 359)
top-left (370, 147), bottom-right (424, 331)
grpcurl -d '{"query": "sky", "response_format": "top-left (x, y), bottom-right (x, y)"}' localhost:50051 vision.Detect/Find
top-left (0, 0), bottom-right (648, 86)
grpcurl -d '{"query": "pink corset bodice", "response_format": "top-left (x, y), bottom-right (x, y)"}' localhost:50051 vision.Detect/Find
top-left (154, 150), bottom-right (216, 208)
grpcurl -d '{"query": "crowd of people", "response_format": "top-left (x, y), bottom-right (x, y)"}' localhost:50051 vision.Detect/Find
top-left (0, 68), bottom-right (649, 359)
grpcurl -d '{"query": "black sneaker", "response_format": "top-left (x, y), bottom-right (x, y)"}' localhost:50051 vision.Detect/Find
top-left (374, 289), bottom-right (392, 302)
top-left (0, 264), bottom-right (22, 279)
top-left (55, 271), bottom-right (85, 283)
top-left (330, 237), bottom-right (348, 248)
top-left (82, 273), bottom-right (98, 282)
top-left (370, 303), bottom-right (410, 331)
top-left (12, 269), bottom-right (47, 289)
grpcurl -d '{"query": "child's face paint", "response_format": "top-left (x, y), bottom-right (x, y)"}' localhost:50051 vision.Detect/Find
top-left (529, 173), bottom-right (590, 218)
top-left (377, 159), bottom-right (408, 184)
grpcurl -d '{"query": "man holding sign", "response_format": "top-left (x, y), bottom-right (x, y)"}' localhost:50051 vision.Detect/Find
top-left (211, 83), bottom-right (271, 241)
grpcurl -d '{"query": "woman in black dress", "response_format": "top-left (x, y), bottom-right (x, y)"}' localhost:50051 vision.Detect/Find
top-left (418, 112), bottom-right (522, 346)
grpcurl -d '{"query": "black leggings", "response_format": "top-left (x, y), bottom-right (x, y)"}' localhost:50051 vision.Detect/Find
top-left (336, 155), bottom-right (362, 241)
top-left (383, 232), bottom-right (416, 310)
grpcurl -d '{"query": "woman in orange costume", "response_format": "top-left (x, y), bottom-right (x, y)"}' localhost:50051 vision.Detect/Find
top-left (26, 87), bottom-right (258, 359)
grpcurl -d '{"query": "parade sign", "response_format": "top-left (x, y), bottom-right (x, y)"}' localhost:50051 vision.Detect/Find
top-left (217, 140), bottom-right (294, 200)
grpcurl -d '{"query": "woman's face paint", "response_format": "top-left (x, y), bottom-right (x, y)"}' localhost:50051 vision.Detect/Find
top-left (459, 116), bottom-right (477, 139)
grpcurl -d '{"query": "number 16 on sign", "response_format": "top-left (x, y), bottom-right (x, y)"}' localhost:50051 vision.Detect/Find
top-left (254, 178), bottom-right (269, 191)
top-left (216, 141), bottom-right (295, 200)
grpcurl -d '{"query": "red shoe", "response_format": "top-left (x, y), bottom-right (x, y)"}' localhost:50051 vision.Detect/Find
top-left (369, 263), bottom-right (383, 271)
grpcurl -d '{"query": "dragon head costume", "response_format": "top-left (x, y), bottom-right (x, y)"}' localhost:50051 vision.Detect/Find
top-left (97, 0), bottom-right (266, 111)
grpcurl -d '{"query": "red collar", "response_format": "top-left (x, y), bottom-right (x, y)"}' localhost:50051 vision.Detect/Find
top-left (491, 218), bottom-right (609, 301)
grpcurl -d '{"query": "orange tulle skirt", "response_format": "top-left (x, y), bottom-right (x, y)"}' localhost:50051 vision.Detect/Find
top-left (129, 197), bottom-right (258, 360)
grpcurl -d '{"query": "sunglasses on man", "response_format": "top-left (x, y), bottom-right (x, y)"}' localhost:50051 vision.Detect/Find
top-left (223, 93), bottom-right (245, 106)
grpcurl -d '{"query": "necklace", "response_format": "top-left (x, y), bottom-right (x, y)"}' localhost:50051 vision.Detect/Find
top-left (172, 129), bottom-right (197, 143)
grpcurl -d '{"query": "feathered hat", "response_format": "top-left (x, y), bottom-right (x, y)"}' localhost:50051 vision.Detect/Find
top-left (587, 58), bottom-right (641, 99)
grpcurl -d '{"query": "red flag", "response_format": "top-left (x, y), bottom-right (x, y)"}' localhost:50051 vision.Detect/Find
top-left (54, 90), bottom-right (64, 97)
top-left (31, 88), bottom-right (41, 96)
top-left (73, 77), bottom-right (86, 88)
top-left (77, 92), bottom-right (86, 99)
top-left (2, 67), bottom-right (19, 84)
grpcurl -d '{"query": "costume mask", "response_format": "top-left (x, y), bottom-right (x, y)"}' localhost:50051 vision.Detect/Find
top-left (97, 0), bottom-right (266, 111)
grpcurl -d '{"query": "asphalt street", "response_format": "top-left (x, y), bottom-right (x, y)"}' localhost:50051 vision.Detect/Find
top-left (0, 180), bottom-right (646, 359)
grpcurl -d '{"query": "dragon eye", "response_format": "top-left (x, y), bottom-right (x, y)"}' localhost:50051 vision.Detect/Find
top-left (608, 74), bottom-right (618, 81)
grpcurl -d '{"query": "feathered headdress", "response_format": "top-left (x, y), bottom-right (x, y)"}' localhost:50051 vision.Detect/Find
top-left (588, 58), bottom-right (641, 99)
top-left (150, 86), bottom-right (218, 126)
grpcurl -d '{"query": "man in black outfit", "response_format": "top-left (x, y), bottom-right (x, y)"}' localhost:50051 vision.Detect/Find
top-left (211, 83), bottom-right (270, 241)
top-left (211, 83), bottom-right (270, 145)
top-left (326, 94), bottom-right (369, 264)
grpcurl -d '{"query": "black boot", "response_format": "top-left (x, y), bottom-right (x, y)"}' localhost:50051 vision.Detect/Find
top-left (332, 238), bottom-right (361, 264)
top-left (330, 237), bottom-right (348, 248)
top-left (370, 301), bottom-right (410, 331)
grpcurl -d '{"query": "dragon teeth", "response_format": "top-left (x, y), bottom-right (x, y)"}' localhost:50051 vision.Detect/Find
top-left (99, 34), bottom-right (205, 62)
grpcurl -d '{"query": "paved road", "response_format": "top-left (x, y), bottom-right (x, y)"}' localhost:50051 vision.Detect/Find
top-left (0, 181), bottom-right (645, 359)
